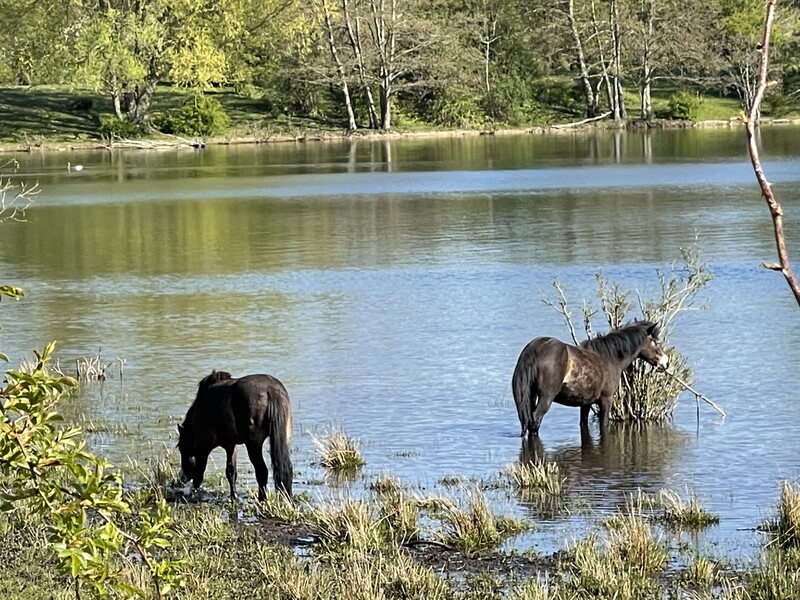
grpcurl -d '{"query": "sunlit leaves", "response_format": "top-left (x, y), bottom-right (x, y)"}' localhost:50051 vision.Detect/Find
top-left (0, 341), bottom-right (183, 597)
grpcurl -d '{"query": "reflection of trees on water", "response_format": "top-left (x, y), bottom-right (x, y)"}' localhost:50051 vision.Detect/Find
top-left (518, 423), bottom-right (689, 519)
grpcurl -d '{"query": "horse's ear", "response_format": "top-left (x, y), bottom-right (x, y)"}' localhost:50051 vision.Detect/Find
top-left (177, 423), bottom-right (184, 434)
top-left (646, 322), bottom-right (660, 338)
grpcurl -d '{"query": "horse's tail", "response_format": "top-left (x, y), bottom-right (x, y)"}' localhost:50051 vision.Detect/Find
top-left (267, 385), bottom-right (294, 496)
top-left (512, 343), bottom-right (538, 437)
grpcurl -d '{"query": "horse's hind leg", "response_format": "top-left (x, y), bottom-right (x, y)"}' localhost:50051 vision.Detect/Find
top-left (530, 391), bottom-right (556, 437)
top-left (246, 441), bottom-right (270, 501)
top-left (225, 445), bottom-right (238, 499)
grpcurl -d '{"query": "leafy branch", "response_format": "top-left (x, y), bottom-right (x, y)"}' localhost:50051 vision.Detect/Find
top-left (0, 342), bottom-right (183, 598)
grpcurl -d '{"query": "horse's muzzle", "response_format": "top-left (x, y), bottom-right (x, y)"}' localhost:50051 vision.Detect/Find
top-left (657, 354), bottom-right (669, 370)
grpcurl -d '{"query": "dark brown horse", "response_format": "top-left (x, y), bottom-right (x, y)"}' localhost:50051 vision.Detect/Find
top-left (512, 321), bottom-right (669, 437)
top-left (178, 370), bottom-right (293, 499)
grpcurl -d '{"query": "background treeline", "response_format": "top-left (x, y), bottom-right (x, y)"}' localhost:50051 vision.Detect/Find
top-left (0, 0), bottom-right (798, 134)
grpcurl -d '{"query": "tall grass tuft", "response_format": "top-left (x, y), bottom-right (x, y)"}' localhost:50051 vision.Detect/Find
top-left (372, 474), bottom-right (422, 544)
top-left (426, 486), bottom-right (527, 555)
top-left (309, 497), bottom-right (385, 552)
top-left (313, 427), bottom-right (366, 472)
top-left (656, 489), bottom-right (719, 529)
top-left (505, 460), bottom-right (564, 496)
top-left (767, 481), bottom-right (800, 548)
top-left (546, 241), bottom-right (711, 423)
top-left (684, 556), bottom-right (717, 590)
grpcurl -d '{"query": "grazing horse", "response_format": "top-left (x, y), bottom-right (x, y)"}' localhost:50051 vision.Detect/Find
top-left (512, 321), bottom-right (669, 437)
top-left (177, 370), bottom-right (293, 499)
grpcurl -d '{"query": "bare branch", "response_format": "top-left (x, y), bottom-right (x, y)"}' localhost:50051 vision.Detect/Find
top-left (744, 0), bottom-right (800, 307)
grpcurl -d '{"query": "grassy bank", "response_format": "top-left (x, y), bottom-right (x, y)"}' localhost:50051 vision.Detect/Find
top-left (2, 448), bottom-right (799, 599)
top-left (1, 85), bottom-right (797, 154)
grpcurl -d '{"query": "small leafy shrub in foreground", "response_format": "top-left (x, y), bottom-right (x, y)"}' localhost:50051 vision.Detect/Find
top-left (0, 340), bottom-right (183, 597)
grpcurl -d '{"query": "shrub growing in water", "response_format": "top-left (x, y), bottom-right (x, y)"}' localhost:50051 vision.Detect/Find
top-left (546, 242), bottom-right (711, 423)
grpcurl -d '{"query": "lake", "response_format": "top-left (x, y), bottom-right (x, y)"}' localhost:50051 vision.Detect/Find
top-left (1, 126), bottom-right (799, 560)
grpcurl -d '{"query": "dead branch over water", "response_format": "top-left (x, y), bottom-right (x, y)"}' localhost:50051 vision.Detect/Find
top-left (745, 0), bottom-right (800, 307)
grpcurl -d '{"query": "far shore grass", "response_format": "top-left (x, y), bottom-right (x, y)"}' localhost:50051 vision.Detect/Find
top-left (1, 84), bottom-right (798, 155)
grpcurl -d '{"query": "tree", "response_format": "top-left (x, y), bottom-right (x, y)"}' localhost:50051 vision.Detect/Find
top-left (744, 0), bottom-right (800, 307)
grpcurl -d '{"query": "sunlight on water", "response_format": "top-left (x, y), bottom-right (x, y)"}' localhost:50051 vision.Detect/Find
top-left (1, 126), bottom-right (799, 558)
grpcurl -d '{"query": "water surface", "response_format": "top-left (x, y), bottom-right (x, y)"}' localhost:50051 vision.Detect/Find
top-left (2, 126), bottom-right (799, 559)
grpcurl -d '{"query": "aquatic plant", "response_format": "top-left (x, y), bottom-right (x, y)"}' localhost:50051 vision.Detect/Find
top-left (425, 485), bottom-right (528, 555)
top-left (655, 489), bottom-right (719, 529)
top-left (546, 240), bottom-right (711, 423)
top-left (313, 427), bottom-right (366, 472)
top-left (683, 556), bottom-right (717, 590)
top-left (505, 460), bottom-right (564, 496)
top-left (762, 481), bottom-right (800, 549)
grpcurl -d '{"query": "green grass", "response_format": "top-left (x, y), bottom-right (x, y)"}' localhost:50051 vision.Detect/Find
top-left (2, 84), bottom-right (797, 150)
top-left (313, 427), bottom-right (366, 473)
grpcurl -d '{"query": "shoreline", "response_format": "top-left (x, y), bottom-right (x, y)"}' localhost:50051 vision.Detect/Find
top-left (2, 117), bottom-right (799, 156)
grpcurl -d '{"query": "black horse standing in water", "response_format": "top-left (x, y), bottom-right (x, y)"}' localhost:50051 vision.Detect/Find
top-left (512, 321), bottom-right (669, 437)
top-left (178, 371), bottom-right (293, 499)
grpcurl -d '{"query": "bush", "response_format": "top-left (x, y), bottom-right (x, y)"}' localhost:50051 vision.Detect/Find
top-left (154, 94), bottom-right (229, 137)
top-left (99, 114), bottom-right (141, 139)
top-left (546, 241), bottom-right (712, 423)
top-left (667, 90), bottom-right (702, 121)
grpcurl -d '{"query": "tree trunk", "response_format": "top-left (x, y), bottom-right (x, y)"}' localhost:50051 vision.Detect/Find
top-left (610, 0), bottom-right (625, 120)
top-left (370, 0), bottom-right (396, 130)
top-left (567, 0), bottom-right (597, 118)
top-left (320, 0), bottom-right (358, 131)
top-left (343, 0), bottom-right (379, 129)
top-left (590, 0), bottom-right (615, 117)
top-left (639, 0), bottom-right (654, 120)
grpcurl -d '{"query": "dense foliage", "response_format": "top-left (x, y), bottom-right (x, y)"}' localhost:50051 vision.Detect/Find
top-left (0, 0), bottom-right (797, 132)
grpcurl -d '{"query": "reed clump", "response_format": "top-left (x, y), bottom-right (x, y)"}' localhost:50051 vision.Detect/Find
top-left (74, 350), bottom-right (125, 382)
top-left (683, 556), bottom-right (718, 590)
top-left (426, 486), bottom-right (529, 555)
top-left (505, 460), bottom-right (565, 497)
top-left (547, 241), bottom-right (711, 423)
top-left (766, 481), bottom-right (800, 548)
top-left (313, 427), bottom-right (366, 472)
top-left (655, 489), bottom-right (719, 529)
top-left (372, 475), bottom-right (423, 544)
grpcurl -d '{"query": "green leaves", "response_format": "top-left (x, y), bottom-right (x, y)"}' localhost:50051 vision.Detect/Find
top-left (0, 342), bottom-right (183, 598)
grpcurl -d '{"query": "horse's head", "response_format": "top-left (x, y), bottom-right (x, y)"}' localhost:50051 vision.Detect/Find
top-left (638, 322), bottom-right (669, 370)
top-left (176, 423), bottom-right (197, 484)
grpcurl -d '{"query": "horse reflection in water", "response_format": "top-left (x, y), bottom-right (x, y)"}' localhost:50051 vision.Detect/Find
top-left (519, 423), bottom-right (688, 515)
top-left (512, 321), bottom-right (669, 437)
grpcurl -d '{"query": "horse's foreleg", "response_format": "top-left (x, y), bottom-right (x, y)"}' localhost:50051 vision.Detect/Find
top-left (580, 405), bottom-right (591, 428)
top-left (193, 453), bottom-right (209, 491)
top-left (225, 445), bottom-right (238, 499)
top-left (597, 395), bottom-right (613, 433)
top-left (246, 441), bottom-right (269, 501)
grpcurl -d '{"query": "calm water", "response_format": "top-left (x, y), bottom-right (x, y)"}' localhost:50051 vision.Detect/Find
top-left (2, 127), bottom-right (799, 559)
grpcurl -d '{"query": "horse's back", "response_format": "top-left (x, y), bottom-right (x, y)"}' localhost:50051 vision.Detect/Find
top-left (230, 374), bottom-right (292, 440)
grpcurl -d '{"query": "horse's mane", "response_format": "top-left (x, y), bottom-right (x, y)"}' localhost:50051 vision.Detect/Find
top-left (197, 370), bottom-right (233, 393)
top-left (580, 321), bottom-right (658, 358)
